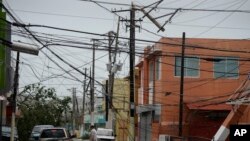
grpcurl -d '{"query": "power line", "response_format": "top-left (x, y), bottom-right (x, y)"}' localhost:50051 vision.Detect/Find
top-left (5, 9), bottom-right (250, 31)
top-left (9, 26), bottom-right (250, 60)
top-left (193, 0), bottom-right (248, 38)
top-left (11, 23), bottom-right (250, 54)
top-left (9, 9), bottom-right (114, 21)
top-left (2, 1), bottom-right (250, 117)
top-left (79, 0), bottom-right (250, 13)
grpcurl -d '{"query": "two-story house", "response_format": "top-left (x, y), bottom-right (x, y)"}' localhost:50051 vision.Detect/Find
top-left (136, 37), bottom-right (250, 141)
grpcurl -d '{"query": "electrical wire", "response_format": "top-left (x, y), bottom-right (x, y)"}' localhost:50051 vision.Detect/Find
top-left (193, 0), bottom-right (248, 38)
top-left (3, 2), bottom-right (250, 139)
top-left (79, 0), bottom-right (250, 13)
top-left (11, 23), bottom-right (250, 54)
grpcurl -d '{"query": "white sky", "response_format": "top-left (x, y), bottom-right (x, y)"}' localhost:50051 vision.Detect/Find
top-left (4, 0), bottom-right (250, 97)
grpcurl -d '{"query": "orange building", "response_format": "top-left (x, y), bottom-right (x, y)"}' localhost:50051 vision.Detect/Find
top-left (136, 37), bottom-right (250, 141)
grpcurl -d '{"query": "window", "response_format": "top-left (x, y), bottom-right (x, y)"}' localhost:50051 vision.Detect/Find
top-left (148, 61), bottom-right (154, 104)
top-left (214, 57), bottom-right (239, 78)
top-left (175, 56), bottom-right (199, 77)
top-left (149, 83), bottom-right (153, 104)
top-left (155, 57), bottom-right (161, 80)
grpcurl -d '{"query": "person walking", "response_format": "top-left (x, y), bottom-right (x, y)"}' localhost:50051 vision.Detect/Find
top-left (89, 125), bottom-right (97, 141)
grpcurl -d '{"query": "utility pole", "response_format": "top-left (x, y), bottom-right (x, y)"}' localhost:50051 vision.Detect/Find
top-left (107, 30), bottom-right (115, 133)
top-left (129, 3), bottom-right (136, 141)
top-left (11, 52), bottom-right (19, 141)
top-left (107, 17), bottom-right (121, 135)
top-left (82, 68), bottom-right (87, 133)
top-left (179, 32), bottom-right (186, 137)
top-left (108, 31), bottom-right (113, 108)
top-left (129, 3), bottom-right (135, 115)
top-left (90, 40), bottom-right (97, 126)
top-left (72, 87), bottom-right (76, 133)
top-left (112, 18), bottom-right (120, 137)
top-left (112, 2), bottom-right (164, 140)
top-left (114, 3), bottom-right (138, 140)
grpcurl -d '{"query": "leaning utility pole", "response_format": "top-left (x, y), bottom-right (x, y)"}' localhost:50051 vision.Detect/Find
top-left (178, 32), bottom-right (186, 137)
top-left (107, 17), bottom-right (121, 135)
top-left (107, 31), bottom-right (115, 132)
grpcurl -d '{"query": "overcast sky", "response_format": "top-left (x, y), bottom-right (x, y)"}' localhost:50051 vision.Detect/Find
top-left (4, 0), bottom-right (250, 97)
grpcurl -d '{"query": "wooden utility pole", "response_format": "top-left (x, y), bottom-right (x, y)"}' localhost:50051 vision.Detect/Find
top-left (129, 2), bottom-right (135, 118)
top-left (82, 68), bottom-right (87, 132)
top-left (179, 32), bottom-right (186, 137)
top-left (129, 3), bottom-right (136, 141)
top-left (112, 3), bottom-right (165, 140)
top-left (107, 17), bottom-right (121, 136)
top-left (108, 31), bottom-right (113, 108)
top-left (11, 52), bottom-right (19, 141)
top-left (90, 40), bottom-right (96, 126)
top-left (72, 87), bottom-right (76, 132)
top-left (107, 31), bottom-right (115, 134)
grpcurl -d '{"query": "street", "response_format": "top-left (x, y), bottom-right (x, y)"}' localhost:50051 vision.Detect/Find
top-left (73, 139), bottom-right (89, 141)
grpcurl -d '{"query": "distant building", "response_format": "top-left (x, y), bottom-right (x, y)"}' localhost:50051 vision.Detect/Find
top-left (83, 95), bottom-right (105, 127)
top-left (136, 37), bottom-right (250, 141)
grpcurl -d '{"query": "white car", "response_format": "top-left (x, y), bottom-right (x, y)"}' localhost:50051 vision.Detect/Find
top-left (96, 128), bottom-right (115, 141)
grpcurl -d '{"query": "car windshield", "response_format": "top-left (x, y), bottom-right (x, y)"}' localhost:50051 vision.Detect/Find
top-left (33, 125), bottom-right (54, 133)
top-left (40, 129), bottom-right (66, 138)
top-left (33, 127), bottom-right (41, 132)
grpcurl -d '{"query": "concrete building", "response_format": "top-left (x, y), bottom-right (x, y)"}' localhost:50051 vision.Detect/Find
top-left (83, 95), bottom-right (105, 127)
top-left (113, 78), bottom-right (130, 141)
top-left (104, 78), bottom-right (132, 141)
top-left (136, 37), bottom-right (250, 141)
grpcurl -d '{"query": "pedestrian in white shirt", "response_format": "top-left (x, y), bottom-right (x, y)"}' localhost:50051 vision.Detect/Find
top-left (90, 125), bottom-right (97, 141)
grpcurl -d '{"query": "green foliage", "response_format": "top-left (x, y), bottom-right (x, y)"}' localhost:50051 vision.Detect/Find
top-left (16, 84), bottom-right (71, 141)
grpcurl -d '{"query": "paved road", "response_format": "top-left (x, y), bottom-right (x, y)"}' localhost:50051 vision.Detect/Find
top-left (73, 139), bottom-right (89, 141)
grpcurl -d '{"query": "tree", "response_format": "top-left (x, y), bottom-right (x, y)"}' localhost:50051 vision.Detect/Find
top-left (16, 84), bottom-right (71, 141)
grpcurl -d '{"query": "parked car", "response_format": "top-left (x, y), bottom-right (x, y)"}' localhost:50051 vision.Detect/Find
top-left (96, 128), bottom-right (115, 141)
top-left (1, 126), bottom-right (19, 141)
top-left (38, 127), bottom-right (75, 141)
top-left (29, 125), bottom-right (54, 141)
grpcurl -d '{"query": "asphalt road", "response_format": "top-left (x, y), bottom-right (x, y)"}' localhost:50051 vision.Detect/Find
top-left (73, 139), bottom-right (89, 141)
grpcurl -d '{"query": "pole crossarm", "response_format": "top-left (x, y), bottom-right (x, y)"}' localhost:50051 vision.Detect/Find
top-left (227, 78), bottom-right (250, 105)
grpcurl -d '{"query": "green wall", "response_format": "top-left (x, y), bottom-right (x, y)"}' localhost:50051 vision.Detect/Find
top-left (0, 9), bottom-right (7, 91)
